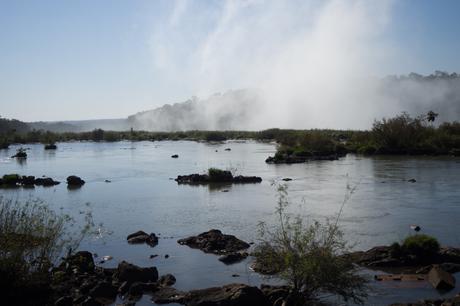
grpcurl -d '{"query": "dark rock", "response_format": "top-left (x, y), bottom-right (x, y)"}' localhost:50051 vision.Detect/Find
top-left (118, 281), bottom-right (130, 295)
top-left (408, 178), bottom-right (417, 183)
top-left (175, 172), bottom-right (261, 184)
top-left (45, 144), bottom-right (57, 150)
top-left (260, 284), bottom-right (290, 306)
top-left (63, 251), bottom-right (95, 273)
top-left (54, 296), bottom-right (73, 306)
top-left (428, 265), bottom-right (456, 290)
top-left (165, 254), bottom-right (169, 258)
top-left (282, 178), bottom-right (292, 181)
top-left (218, 252), bottom-right (248, 264)
top-left (12, 149), bottom-right (27, 158)
top-left (67, 175), bottom-right (85, 186)
top-left (224, 148), bottom-right (231, 151)
top-left (89, 281), bottom-right (117, 303)
top-left (35, 177), bottom-right (60, 186)
top-left (127, 230), bottom-right (158, 247)
top-left (232, 274), bottom-right (240, 277)
top-left (116, 261), bottom-right (158, 284)
top-left (127, 281), bottom-right (158, 297)
top-left (152, 287), bottom-right (186, 304)
top-left (21, 175), bottom-right (36, 186)
top-left (183, 283), bottom-right (269, 306)
top-left (150, 254), bottom-right (159, 259)
top-left (171, 154), bottom-right (179, 158)
top-left (178, 229), bottom-right (250, 255)
top-left (159, 274), bottom-right (176, 286)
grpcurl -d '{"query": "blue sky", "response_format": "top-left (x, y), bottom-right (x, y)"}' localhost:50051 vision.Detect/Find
top-left (1, 0), bottom-right (459, 121)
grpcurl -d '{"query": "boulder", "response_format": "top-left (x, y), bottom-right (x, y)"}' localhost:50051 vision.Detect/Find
top-left (116, 261), bottom-right (158, 284)
top-left (127, 230), bottom-right (158, 247)
top-left (158, 274), bottom-right (176, 286)
top-left (63, 251), bottom-right (95, 273)
top-left (218, 252), bottom-right (248, 265)
top-left (127, 281), bottom-right (158, 297)
top-left (178, 229), bottom-right (250, 255)
top-left (45, 144), bottom-right (57, 150)
top-left (171, 154), bottom-right (179, 158)
top-left (21, 175), bottom-right (36, 186)
top-left (183, 283), bottom-right (269, 306)
top-left (232, 175), bottom-right (262, 183)
top-left (34, 177), bottom-right (60, 186)
top-left (89, 281), bottom-right (117, 304)
top-left (67, 175), bottom-right (85, 186)
top-left (428, 265), bottom-right (456, 290)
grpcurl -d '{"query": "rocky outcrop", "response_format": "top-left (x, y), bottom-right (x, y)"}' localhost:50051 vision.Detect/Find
top-left (175, 172), bottom-right (261, 184)
top-left (116, 261), bottom-right (159, 284)
top-left (218, 252), bottom-right (248, 265)
top-left (127, 231), bottom-right (159, 247)
top-left (67, 175), bottom-right (85, 187)
top-left (178, 229), bottom-right (250, 255)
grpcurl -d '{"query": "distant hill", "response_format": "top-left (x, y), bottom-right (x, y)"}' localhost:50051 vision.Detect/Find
top-left (127, 89), bottom-right (263, 131)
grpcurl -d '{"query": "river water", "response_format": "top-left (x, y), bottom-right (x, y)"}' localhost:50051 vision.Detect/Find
top-left (1, 141), bottom-right (459, 305)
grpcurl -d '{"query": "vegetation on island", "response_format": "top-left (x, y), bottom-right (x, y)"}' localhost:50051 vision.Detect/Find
top-left (389, 234), bottom-right (440, 265)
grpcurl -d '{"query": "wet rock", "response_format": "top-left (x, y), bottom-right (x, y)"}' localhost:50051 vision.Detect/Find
top-left (127, 230), bottom-right (158, 247)
top-left (62, 251), bottom-right (95, 273)
top-left (218, 252), bottom-right (248, 264)
top-left (178, 229), bottom-right (250, 255)
top-left (150, 254), bottom-right (159, 259)
top-left (45, 144), bottom-right (57, 150)
top-left (171, 154), bottom-right (179, 158)
top-left (152, 287), bottom-right (186, 304)
top-left (428, 265), bottom-right (456, 290)
top-left (224, 148), bottom-right (231, 151)
top-left (408, 178), bottom-right (417, 183)
top-left (182, 283), bottom-right (269, 306)
top-left (159, 274), bottom-right (176, 286)
top-left (67, 175), bottom-right (85, 186)
top-left (417, 262), bottom-right (460, 274)
top-left (282, 178), bottom-right (292, 181)
top-left (12, 149), bottom-right (27, 158)
top-left (165, 254), bottom-right (169, 258)
top-left (54, 296), bottom-right (73, 306)
top-left (21, 175), bottom-right (36, 186)
top-left (35, 177), bottom-right (60, 186)
top-left (89, 281), bottom-right (117, 304)
top-left (127, 282), bottom-right (158, 297)
top-left (116, 261), bottom-right (158, 284)
top-left (175, 172), bottom-right (261, 184)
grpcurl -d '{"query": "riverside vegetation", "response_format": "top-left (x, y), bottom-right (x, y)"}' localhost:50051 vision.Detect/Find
top-left (1, 112), bottom-right (460, 160)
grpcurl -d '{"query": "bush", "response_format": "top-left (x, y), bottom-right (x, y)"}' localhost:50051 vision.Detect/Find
top-left (208, 168), bottom-right (233, 181)
top-left (254, 185), bottom-right (367, 304)
top-left (402, 234), bottom-right (440, 261)
top-left (0, 198), bottom-right (93, 305)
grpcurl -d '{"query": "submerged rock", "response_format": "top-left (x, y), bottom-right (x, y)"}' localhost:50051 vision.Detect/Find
top-left (35, 177), bottom-right (60, 186)
top-left (175, 172), bottom-right (261, 184)
top-left (44, 144), bottom-right (57, 150)
top-left (218, 252), bottom-right (249, 265)
top-left (171, 154), bottom-right (179, 158)
top-left (178, 229), bottom-right (250, 255)
top-left (116, 261), bottom-right (158, 284)
top-left (127, 230), bottom-right (158, 247)
top-left (158, 274), bottom-right (176, 287)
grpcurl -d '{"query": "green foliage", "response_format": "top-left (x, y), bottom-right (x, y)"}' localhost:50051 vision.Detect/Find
top-left (0, 198), bottom-right (94, 304)
top-left (207, 168), bottom-right (233, 181)
top-left (254, 185), bottom-right (367, 304)
top-left (402, 234), bottom-right (440, 261)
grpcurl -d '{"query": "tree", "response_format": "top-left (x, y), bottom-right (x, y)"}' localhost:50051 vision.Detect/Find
top-left (253, 185), bottom-right (368, 305)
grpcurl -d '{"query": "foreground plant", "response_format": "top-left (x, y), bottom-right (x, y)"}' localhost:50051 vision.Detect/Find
top-left (0, 197), bottom-right (94, 305)
top-left (253, 185), bottom-right (368, 305)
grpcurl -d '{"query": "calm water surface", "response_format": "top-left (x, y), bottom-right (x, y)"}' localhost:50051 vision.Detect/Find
top-left (1, 141), bottom-right (459, 305)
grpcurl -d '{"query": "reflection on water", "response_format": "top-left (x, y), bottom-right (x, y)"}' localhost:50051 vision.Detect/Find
top-left (1, 141), bottom-right (459, 305)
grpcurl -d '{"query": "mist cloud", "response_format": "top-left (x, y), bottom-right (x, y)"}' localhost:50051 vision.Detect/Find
top-left (145, 0), bottom-right (458, 131)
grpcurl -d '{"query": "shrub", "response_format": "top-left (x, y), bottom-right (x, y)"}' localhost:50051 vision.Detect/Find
top-left (0, 198), bottom-right (94, 305)
top-left (207, 168), bottom-right (233, 181)
top-left (402, 234), bottom-right (440, 261)
top-left (254, 185), bottom-right (367, 304)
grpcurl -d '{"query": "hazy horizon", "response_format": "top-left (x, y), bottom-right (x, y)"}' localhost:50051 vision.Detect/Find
top-left (1, 0), bottom-right (460, 128)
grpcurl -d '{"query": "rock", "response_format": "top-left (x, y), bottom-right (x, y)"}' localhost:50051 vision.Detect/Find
top-left (127, 282), bottom-right (158, 297)
top-left (152, 287), bottom-right (186, 304)
top-left (175, 172), bottom-right (262, 184)
top-left (81, 296), bottom-right (102, 306)
top-left (159, 274), bottom-right (176, 286)
top-left (177, 229), bottom-right (250, 255)
top-left (12, 149), bottom-right (27, 158)
top-left (218, 252), bottom-right (248, 264)
top-left (118, 281), bottom-right (130, 295)
top-left (104, 179), bottom-right (111, 183)
top-left (260, 284), bottom-right (290, 306)
top-left (165, 254), bottom-right (169, 258)
top-left (183, 283), bottom-right (269, 306)
top-left (63, 251), bottom-right (95, 273)
top-left (116, 261), bottom-right (158, 284)
top-left (171, 154), bottom-right (179, 158)
top-left (45, 144), bottom-right (57, 150)
top-left (21, 175), bottom-right (36, 186)
top-left (282, 178), bottom-right (292, 181)
top-left (54, 296), bottom-right (73, 306)
top-left (428, 265), bottom-right (456, 290)
top-left (408, 178), bottom-right (417, 183)
top-left (34, 177), bottom-right (60, 186)
top-left (224, 148), bottom-right (231, 151)
top-left (89, 281), bottom-right (117, 303)
top-left (67, 175), bottom-right (85, 186)
top-left (150, 254), bottom-right (159, 259)
top-left (127, 230), bottom-right (158, 247)
top-left (232, 274), bottom-right (240, 277)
